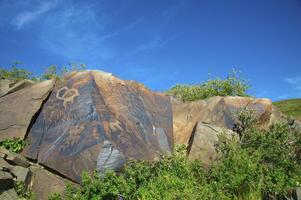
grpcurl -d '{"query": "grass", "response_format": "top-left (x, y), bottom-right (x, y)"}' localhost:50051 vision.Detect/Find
top-left (273, 98), bottom-right (301, 121)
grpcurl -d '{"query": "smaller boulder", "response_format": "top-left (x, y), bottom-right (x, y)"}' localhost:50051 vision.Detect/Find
top-left (187, 122), bottom-right (236, 168)
top-left (0, 148), bottom-right (30, 168)
top-left (0, 79), bottom-right (34, 98)
top-left (293, 187), bottom-right (301, 200)
top-left (0, 188), bottom-right (18, 200)
top-left (29, 167), bottom-right (77, 200)
top-left (0, 157), bottom-right (11, 171)
top-left (0, 170), bottom-right (13, 191)
top-left (10, 166), bottom-right (29, 183)
top-left (0, 79), bottom-right (55, 141)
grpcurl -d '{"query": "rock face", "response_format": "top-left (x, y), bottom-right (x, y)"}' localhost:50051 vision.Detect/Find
top-left (0, 148), bottom-right (31, 200)
top-left (0, 79), bottom-right (55, 141)
top-left (0, 79), bottom-right (34, 98)
top-left (22, 70), bottom-right (173, 183)
top-left (187, 122), bottom-right (235, 168)
top-left (29, 167), bottom-right (76, 200)
top-left (172, 96), bottom-right (272, 145)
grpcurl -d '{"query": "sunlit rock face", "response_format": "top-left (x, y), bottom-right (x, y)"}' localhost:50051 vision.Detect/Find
top-left (172, 96), bottom-right (272, 145)
top-left (0, 79), bottom-right (55, 141)
top-left (22, 70), bottom-right (173, 183)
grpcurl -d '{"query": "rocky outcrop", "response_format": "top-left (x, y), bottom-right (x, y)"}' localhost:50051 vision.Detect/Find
top-left (172, 96), bottom-right (272, 145)
top-left (0, 147), bottom-right (74, 200)
top-left (28, 167), bottom-right (76, 200)
top-left (293, 187), bottom-right (301, 200)
top-left (187, 122), bottom-right (236, 168)
top-left (0, 79), bottom-right (55, 141)
top-left (22, 70), bottom-right (173, 183)
top-left (0, 79), bottom-right (34, 98)
top-left (0, 148), bottom-right (30, 200)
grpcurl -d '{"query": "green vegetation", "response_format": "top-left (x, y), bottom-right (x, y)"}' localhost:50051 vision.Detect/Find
top-left (0, 62), bottom-right (33, 81)
top-left (14, 181), bottom-right (33, 200)
top-left (274, 98), bottom-right (301, 121)
top-left (0, 138), bottom-right (26, 153)
top-left (49, 109), bottom-right (301, 200)
top-left (41, 63), bottom-right (86, 80)
top-left (166, 70), bottom-right (250, 102)
top-left (0, 62), bottom-right (86, 81)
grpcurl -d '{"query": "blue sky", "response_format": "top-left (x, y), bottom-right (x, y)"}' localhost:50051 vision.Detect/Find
top-left (0, 0), bottom-right (300, 101)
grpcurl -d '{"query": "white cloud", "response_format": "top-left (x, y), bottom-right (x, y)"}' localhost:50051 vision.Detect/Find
top-left (12, 0), bottom-right (58, 29)
top-left (38, 1), bottom-right (141, 64)
top-left (285, 77), bottom-right (301, 84)
top-left (285, 76), bottom-right (301, 90)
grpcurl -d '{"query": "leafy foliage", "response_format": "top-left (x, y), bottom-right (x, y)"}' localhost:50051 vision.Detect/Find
top-left (166, 69), bottom-right (250, 102)
top-left (0, 138), bottom-right (26, 153)
top-left (0, 62), bottom-right (87, 82)
top-left (0, 62), bottom-right (33, 81)
top-left (14, 181), bottom-right (33, 200)
top-left (49, 109), bottom-right (301, 200)
top-left (41, 63), bottom-right (86, 80)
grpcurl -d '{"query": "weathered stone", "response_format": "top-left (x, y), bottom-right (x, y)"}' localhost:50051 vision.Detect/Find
top-left (0, 148), bottom-right (30, 168)
top-left (293, 187), bottom-right (301, 200)
top-left (173, 96), bottom-right (272, 145)
top-left (0, 171), bottom-right (13, 191)
top-left (23, 70), bottom-right (173, 183)
top-left (0, 79), bottom-right (55, 141)
top-left (0, 79), bottom-right (34, 98)
top-left (29, 167), bottom-right (77, 200)
top-left (0, 188), bottom-right (18, 200)
top-left (10, 166), bottom-right (29, 183)
top-left (0, 151), bottom-right (6, 158)
top-left (187, 122), bottom-right (236, 168)
top-left (0, 79), bottom-right (15, 95)
top-left (0, 157), bottom-right (11, 171)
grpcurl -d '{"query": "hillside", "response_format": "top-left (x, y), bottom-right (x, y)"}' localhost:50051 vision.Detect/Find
top-left (273, 98), bottom-right (301, 121)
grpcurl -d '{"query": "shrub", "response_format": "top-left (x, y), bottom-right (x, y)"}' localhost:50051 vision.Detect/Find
top-left (14, 181), bottom-right (33, 199)
top-left (0, 62), bottom-right (87, 82)
top-left (0, 138), bottom-right (26, 153)
top-left (166, 69), bottom-right (250, 102)
top-left (41, 63), bottom-right (86, 80)
top-left (229, 109), bottom-right (301, 199)
top-left (0, 62), bottom-right (33, 81)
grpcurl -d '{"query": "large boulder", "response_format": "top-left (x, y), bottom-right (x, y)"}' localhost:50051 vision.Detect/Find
top-left (173, 96), bottom-right (272, 145)
top-left (0, 79), bottom-right (55, 141)
top-left (187, 122), bottom-right (236, 168)
top-left (22, 70), bottom-right (173, 183)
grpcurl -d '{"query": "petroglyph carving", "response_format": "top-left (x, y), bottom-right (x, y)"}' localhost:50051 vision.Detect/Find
top-left (56, 86), bottom-right (79, 109)
top-left (109, 120), bottom-right (122, 132)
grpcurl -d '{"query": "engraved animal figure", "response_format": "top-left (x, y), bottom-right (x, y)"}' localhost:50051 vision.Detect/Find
top-left (56, 86), bottom-right (79, 109)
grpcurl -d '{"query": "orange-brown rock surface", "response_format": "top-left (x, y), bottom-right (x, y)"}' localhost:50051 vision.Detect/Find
top-left (187, 122), bottom-right (236, 168)
top-left (172, 96), bottom-right (272, 145)
top-left (22, 70), bottom-right (173, 183)
top-left (0, 79), bottom-right (55, 141)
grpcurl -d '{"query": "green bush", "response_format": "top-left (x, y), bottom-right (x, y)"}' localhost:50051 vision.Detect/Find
top-left (14, 181), bottom-right (33, 199)
top-left (0, 62), bottom-right (33, 81)
top-left (0, 62), bottom-right (87, 82)
top-left (166, 69), bottom-right (250, 102)
top-left (227, 109), bottom-right (301, 199)
top-left (41, 63), bottom-right (86, 80)
top-left (0, 138), bottom-right (26, 153)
